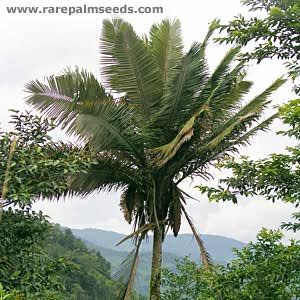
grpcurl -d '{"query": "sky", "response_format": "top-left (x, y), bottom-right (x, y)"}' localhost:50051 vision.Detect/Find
top-left (0, 0), bottom-right (299, 243)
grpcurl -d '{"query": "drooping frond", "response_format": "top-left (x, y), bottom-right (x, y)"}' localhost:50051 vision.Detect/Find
top-left (167, 183), bottom-right (185, 237)
top-left (100, 18), bottom-right (162, 120)
top-left (116, 222), bottom-right (156, 246)
top-left (181, 206), bottom-right (213, 272)
top-left (114, 238), bottom-right (142, 300)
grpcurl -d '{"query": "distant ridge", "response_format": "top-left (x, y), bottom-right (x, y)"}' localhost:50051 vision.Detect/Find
top-left (71, 228), bottom-right (246, 295)
top-left (71, 228), bottom-right (246, 263)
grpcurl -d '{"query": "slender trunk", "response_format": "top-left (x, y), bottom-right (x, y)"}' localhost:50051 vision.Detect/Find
top-left (149, 227), bottom-right (163, 300)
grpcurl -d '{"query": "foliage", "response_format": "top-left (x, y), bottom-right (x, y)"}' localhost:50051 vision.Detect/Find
top-left (161, 229), bottom-right (300, 300)
top-left (25, 18), bottom-right (285, 298)
top-left (198, 99), bottom-right (300, 230)
top-left (0, 111), bottom-right (95, 209)
top-left (0, 209), bottom-right (67, 299)
top-left (0, 283), bottom-right (12, 300)
top-left (218, 0), bottom-right (300, 94)
top-left (0, 208), bottom-right (119, 299)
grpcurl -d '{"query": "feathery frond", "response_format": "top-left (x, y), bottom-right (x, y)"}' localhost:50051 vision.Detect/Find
top-left (100, 18), bottom-right (162, 120)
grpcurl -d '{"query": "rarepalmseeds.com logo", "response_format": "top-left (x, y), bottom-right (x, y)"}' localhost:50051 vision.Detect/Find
top-left (6, 4), bottom-right (164, 15)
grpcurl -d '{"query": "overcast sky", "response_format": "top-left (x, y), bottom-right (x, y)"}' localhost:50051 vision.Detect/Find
top-left (1, 0), bottom-right (299, 243)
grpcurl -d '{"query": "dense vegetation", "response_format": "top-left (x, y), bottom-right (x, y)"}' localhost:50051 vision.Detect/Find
top-left (161, 229), bottom-right (300, 300)
top-left (0, 209), bottom-right (116, 299)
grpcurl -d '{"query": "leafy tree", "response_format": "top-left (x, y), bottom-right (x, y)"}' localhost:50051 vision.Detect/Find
top-left (218, 0), bottom-right (300, 94)
top-left (198, 99), bottom-right (300, 231)
top-left (0, 110), bottom-right (95, 211)
top-left (25, 18), bottom-right (285, 299)
top-left (161, 229), bottom-right (300, 300)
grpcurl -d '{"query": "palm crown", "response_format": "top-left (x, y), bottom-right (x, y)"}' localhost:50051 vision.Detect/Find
top-left (25, 18), bottom-right (285, 300)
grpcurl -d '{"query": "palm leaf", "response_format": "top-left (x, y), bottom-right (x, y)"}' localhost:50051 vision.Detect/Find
top-left (114, 238), bottom-right (142, 300)
top-left (232, 113), bottom-right (278, 147)
top-left (25, 68), bottom-right (108, 128)
top-left (181, 206), bottom-right (213, 271)
top-left (149, 19), bottom-right (183, 84)
top-left (201, 77), bottom-right (286, 151)
top-left (72, 101), bottom-right (144, 162)
top-left (68, 154), bottom-right (138, 197)
top-left (116, 222), bottom-right (156, 246)
top-left (100, 18), bottom-right (162, 120)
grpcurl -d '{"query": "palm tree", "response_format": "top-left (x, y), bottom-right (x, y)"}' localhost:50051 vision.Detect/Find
top-left (25, 18), bottom-right (285, 300)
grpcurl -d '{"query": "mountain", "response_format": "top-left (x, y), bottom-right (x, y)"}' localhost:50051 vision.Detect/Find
top-left (71, 228), bottom-right (246, 295)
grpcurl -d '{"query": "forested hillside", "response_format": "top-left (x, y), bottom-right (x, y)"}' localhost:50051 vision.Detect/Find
top-left (0, 209), bottom-right (143, 299)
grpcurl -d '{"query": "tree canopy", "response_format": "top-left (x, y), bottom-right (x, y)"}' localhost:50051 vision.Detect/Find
top-left (218, 0), bottom-right (300, 94)
top-left (161, 229), bottom-right (300, 300)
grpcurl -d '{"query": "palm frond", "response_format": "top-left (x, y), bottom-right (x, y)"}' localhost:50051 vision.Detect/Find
top-left (25, 68), bottom-right (109, 128)
top-left (114, 238), bottom-right (142, 300)
top-left (232, 113), bottom-right (278, 147)
top-left (70, 101), bottom-right (145, 163)
top-left (116, 222), bottom-right (155, 246)
top-left (164, 42), bottom-right (209, 125)
top-left (149, 19), bottom-right (183, 84)
top-left (100, 18), bottom-right (162, 120)
top-left (68, 154), bottom-right (137, 197)
top-left (181, 206), bottom-right (213, 272)
top-left (196, 77), bottom-right (286, 152)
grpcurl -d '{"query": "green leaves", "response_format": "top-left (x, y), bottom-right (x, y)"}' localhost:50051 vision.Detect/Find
top-left (218, 0), bottom-right (300, 94)
top-left (25, 68), bottom-right (109, 128)
top-left (101, 19), bottom-right (162, 120)
top-left (149, 19), bottom-right (183, 84)
top-left (161, 229), bottom-right (300, 300)
top-left (0, 111), bottom-right (95, 208)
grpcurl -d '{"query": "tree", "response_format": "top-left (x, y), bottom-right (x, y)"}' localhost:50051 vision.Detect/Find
top-left (218, 0), bottom-right (300, 94)
top-left (198, 99), bottom-right (300, 231)
top-left (161, 229), bottom-right (300, 300)
top-left (0, 110), bottom-right (95, 211)
top-left (0, 112), bottom-right (117, 299)
top-left (25, 18), bottom-right (285, 299)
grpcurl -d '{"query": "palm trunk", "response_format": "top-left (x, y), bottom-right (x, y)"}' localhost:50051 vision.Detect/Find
top-left (149, 227), bottom-right (163, 300)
